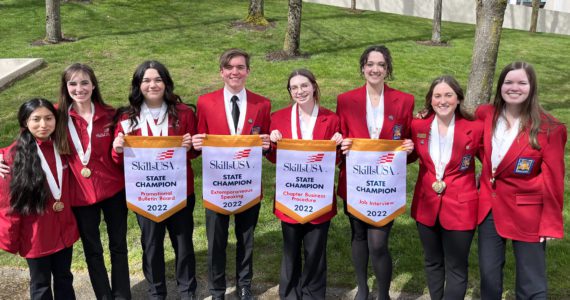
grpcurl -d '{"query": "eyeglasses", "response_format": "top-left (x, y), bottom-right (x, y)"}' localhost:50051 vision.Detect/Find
top-left (289, 83), bottom-right (311, 93)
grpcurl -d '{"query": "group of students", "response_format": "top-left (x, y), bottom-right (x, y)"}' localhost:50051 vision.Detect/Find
top-left (0, 45), bottom-right (565, 300)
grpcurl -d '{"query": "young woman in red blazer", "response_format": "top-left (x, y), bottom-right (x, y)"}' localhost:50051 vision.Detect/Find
top-left (476, 62), bottom-right (566, 299)
top-left (0, 99), bottom-right (79, 299)
top-left (410, 76), bottom-right (483, 300)
top-left (267, 69), bottom-right (342, 299)
top-left (336, 45), bottom-right (414, 300)
top-left (112, 61), bottom-right (197, 299)
top-left (56, 64), bottom-right (131, 299)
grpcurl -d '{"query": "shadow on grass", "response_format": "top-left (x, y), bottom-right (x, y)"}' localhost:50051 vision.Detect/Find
top-left (302, 25), bottom-right (474, 56)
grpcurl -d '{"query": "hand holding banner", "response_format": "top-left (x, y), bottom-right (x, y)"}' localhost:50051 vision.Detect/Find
top-left (346, 139), bottom-right (407, 226)
top-left (202, 135), bottom-right (263, 215)
top-left (123, 136), bottom-right (187, 222)
top-left (275, 139), bottom-right (337, 223)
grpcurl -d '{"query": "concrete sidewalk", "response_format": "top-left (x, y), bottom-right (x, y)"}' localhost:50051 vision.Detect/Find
top-left (0, 266), bottom-right (433, 299)
top-left (0, 58), bottom-right (45, 91)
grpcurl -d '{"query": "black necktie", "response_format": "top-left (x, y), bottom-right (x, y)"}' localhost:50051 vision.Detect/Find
top-left (231, 95), bottom-right (240, 131)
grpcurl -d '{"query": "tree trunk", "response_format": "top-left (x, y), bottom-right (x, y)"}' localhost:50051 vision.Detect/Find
top-left (529, 0), bottom-right (539, 32)
top-left (283, 0), bottom-right (302, 57)
top-left (245, 0), bottom-right (268, 26)
top-left (465, 0), bottom-right (507, 111)
top-left (351, 0), bottom-right (356, 10)
top-left (431, 0), bottom-right (442, 43)
top-left (45, 0), bottom-right (62, 43)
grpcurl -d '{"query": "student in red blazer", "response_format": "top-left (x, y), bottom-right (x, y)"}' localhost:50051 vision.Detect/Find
top-left (0, 99), bottom-right (79, 300)
top-left (56, 64), bottom-right (130, 299)
top-left (112, 61), bottom-right (197, 300)
top-left (192, 49), bottom-right (271, 300)
top-left (336, 45), bottom-right (414, 300)
top-left (267, 69), bottom-right (343, 300)
top-left (410, 76), bottom-right (483, 300)
top-left (476, 62), bottom-right (566, 300)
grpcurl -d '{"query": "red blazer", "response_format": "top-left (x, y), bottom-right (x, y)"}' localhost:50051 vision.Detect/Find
top-left (476, 104), bottom-right (567, 242)
top-left (196, 89), bottom-right (271, 135)
top-left (336, 84), bottom-right (414, 200)
top-left (267, 105), bottom-right (340, 224)
top-left (410, 114), bottom-right (483, 230)
top-left (0, 141), bottom-right (79, 258)
top-left (67, 102), bottom-right (124, 206)
top-left (112, 103), bottom-right (198, 195)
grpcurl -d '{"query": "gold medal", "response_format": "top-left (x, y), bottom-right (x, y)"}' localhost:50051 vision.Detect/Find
top-left (81, 167), bottom-right (91, 178)
top-left (53, 201), bottom-right (64, 212)
top-left (432, 180), bottom-right (446, 194)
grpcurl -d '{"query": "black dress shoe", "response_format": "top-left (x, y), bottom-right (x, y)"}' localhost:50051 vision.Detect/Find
top-left (212, 296), bottom-right (225, 300)
top-left (238, 286), bottom-right (253, 300)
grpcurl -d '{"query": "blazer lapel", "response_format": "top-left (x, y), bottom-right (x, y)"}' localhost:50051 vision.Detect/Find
top-left (446, 117), bottom-right (472, 173)
top-left (416, 116), bottom-right (435, 171)
top-left (380, 85), bottom-right (398, 139)
top-left (312, 107), bottom-right (329, 140)
top-left (213, 89), bottom-right (231, 135)
top-left (351, 85), bottom-right (369, 137)
top-left (242, 90), bottom-right (258, 135)
top-left (494, 130), bottom-right (530, 176)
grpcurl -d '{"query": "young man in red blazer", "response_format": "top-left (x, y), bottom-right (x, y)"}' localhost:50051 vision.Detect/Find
top-left (192, 49), bottom-right (271, 300)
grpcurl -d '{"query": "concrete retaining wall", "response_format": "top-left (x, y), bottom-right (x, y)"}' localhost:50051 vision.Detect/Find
top-left (304, 0), bottom-right (570, 35)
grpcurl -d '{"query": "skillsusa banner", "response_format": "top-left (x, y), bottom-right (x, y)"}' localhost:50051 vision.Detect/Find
top-left (346, 139), bottom-right (407, 226)
top-left (202, 135), bottom-right (262, 214)
top-left (123, 136), bottom-right (187, 222)
top-left (275, 139), bottom-right (336, 223)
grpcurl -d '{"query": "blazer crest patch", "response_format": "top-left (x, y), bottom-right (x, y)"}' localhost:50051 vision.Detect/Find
top-left (459, 154), bottom-right (471, 171)
top-left (514, 158), bottom-right (534, 175)
top-left (250, 126), bottom-right (261, 135)
top-left (392, 124), bottom-right (402, 140)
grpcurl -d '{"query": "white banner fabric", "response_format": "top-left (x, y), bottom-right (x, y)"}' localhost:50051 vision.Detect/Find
top-left (123, 136), bottom-right (187, 222)
top-left (346, 139), bottom-right (407, 226)
top-left (275, 139), bottom-right (337, 223)
top-left (202, 135), bottom-right (263, 215)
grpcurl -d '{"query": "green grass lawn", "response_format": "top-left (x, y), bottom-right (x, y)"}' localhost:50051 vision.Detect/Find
top-left (1, 0), bottom-right (569, 298)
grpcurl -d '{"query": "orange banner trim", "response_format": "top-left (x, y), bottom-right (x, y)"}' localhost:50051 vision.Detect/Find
top-left (203, 134), bottom-right (262, 147)
top-left (350, 138), bottom-right (405, 152)
top-left (275, 202), bottom-right (332, 224)
top-left (124, 136), bottom-right (183, 148)
top-left (277, 139), bottom-right (336, 151)
top-left (127, 199), bottom-right (187, 223)
top-left (347, 205), bottom-right (406, 227)
top-left (203, 196), bottom-right (261, 215)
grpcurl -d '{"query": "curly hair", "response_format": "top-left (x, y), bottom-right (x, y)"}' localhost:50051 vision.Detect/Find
top-left (115, 60), bottom-right (182, 131)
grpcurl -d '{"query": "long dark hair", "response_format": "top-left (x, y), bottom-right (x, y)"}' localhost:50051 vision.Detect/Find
top-left (492, 61), bottom-right (551, 150)
top-left (10, 98), bottom-right (59, 215)
top-left (287, 68), bottom-right (321, 104)
top-left (116, 61), bottom-right (182, 131)
top-left (423, 75), bottom-right (473, 120)
top-left (56, 63), bottom-right (111, 154)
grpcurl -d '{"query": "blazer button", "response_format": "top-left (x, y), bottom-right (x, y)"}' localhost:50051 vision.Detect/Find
top-left (492, 192), bottom-right (496, 197)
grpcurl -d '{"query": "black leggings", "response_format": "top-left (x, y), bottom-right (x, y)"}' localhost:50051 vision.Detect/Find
top-left (349, 216), bottom-right (393, 300)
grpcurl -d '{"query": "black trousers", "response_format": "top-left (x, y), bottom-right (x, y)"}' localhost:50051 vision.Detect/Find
top-left (26, 246), bottom-right (75, 300)
top-left (478, 212), bottom-right (547, 300)
top-left (72, 190), bottom-right (131, 300)
top-left (416, 221), bottom-right (474, 300)
top-left (137, 195), bottom-right (197, 300)
top-left (206, 203), bottom-right (261, 297)
top-left (279, 221), bottom-right (330, 300)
